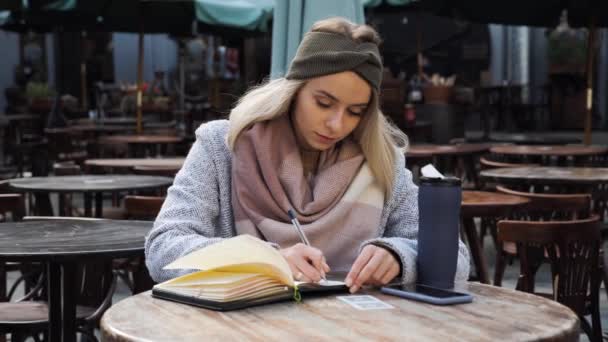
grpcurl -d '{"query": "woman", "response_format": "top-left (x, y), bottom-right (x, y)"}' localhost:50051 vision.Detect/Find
top-left (145, 17), bottom-right (470, 293)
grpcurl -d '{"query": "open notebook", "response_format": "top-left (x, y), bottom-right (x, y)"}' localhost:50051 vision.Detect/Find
top-left (151, 235), bottom-right (348, 311)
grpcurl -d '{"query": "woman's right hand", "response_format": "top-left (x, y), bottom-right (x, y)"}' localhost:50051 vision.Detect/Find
top-left (280, 243), bottom-right (330, 283)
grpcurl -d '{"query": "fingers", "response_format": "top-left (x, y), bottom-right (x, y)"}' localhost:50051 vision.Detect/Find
top-left (293, 254), bottom-right (323, 282)
top-left (281, 243), bottom-right (329, 283)
top-left (381, 263), bottom-right (400, 284)
top-left (345, 245), bottom-right (375, 291)
top-left (346, 246), bottom-right (401, 293)
top-left (350, 250), bottom-right (385, 293)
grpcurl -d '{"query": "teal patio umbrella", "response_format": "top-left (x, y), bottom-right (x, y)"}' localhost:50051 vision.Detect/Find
top-left (2, 0), bottom-right (273, 132)
top-left (270, 0), bottom-right (419, 78)
top-left (270, 0), bottom-right (366, 78)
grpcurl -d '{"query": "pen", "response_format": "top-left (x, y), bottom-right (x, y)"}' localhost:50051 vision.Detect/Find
top-left (287, 208), bottom-right (326, 281)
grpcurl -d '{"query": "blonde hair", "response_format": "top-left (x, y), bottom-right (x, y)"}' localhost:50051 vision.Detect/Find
top-left (228, 17), bottom-right (408, 198)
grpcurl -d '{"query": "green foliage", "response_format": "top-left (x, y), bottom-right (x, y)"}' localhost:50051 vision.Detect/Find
top-left (25, 81), bottom-right (55, 99)
top-left (547, 29), bottom-right (587, 67)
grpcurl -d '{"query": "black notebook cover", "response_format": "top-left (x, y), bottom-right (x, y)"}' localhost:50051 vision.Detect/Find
top-left (151, 281), bottom-right (348, 311)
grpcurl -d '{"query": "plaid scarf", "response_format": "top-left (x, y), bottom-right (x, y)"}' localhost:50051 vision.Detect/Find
top-left (231, 115), bottom-right (384, 271)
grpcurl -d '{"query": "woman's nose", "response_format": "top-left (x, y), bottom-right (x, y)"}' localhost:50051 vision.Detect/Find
top-left (325, 110), bottom-right (344, 132)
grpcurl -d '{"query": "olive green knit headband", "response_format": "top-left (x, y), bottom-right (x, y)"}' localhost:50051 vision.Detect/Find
top-left (285, 31), bottom-right (383, 90)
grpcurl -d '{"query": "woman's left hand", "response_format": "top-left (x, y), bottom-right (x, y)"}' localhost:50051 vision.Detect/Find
top-left (344, 245), bottom-right (400, 293)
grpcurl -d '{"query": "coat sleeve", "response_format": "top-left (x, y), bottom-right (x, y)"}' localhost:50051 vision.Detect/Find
top-left (144, 124), bottom-right (231, 282)
top-left (361, 153), bottom-right (470, 284)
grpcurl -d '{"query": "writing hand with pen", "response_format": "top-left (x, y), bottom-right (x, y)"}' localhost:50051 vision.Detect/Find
top-left (283, 209), bottom-right (400, 292)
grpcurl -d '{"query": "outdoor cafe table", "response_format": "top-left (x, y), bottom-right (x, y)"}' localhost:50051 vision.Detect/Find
top-left (480, 166), bottom-right (608, 186)
top-left (7, 175), bottom-right (173, 217)
top-left (489, 145), bottom-right (608, 166)
top-left (407, 144), bottom-right (493, 187)
top-left (98, 134), bottom-right (183, 157)
top-left (481, 166), bottom-right (608, 219)
top-left (85, 157), bottom-right (185, 172)
top-left (100, 282), bottom-right (579, 341)
top-left (486, 133), bottom-right (581, 145)
top-left (461, 191), bottom-right (530, 284)
top-left (0, 219), bottom-right (152, 342)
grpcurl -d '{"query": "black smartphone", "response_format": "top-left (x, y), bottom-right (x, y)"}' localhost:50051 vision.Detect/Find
top-left (381, 283), bottom-right (473, 305)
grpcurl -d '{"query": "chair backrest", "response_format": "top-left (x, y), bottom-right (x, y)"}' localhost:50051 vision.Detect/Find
top-left (124, 195), bottom-right (165, 220)
top-left (497, 215), bottom-right (601, 318)
top-left (496, 185), bottom-right (591, 220)
top-left (45, 127), bottom-right (87, 163)
top-left (0, 193), bottom-right (25, 222)
top-left (132, 165), bottom-right (179, 178)
top-left (479, 156), bottom-right (538, 170)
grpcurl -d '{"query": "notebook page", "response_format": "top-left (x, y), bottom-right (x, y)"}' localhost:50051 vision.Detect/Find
top-left (163, 235), bottom-right (294, 286)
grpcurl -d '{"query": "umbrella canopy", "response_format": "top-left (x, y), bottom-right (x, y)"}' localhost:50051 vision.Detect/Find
top-left (270, 0), bottom-right (366, 78)
top-left (418, 0), bottom-right (608, 28)
top-left (0, 0), bottom-right (21, 11)
top-left (418, 0), bottom-right (607, 145)
top-left (1, 0), bottom-right (273, 132)
top-left (1, 0), bottom-right (272, 36)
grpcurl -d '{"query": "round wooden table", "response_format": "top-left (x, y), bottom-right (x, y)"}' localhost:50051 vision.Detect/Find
top-left (98, 135), bottom-right (183, 157)
top-left (8, 175), bottom-right (173, 217)
top-left (480, 166), bottom-right (608, 185)
top-left (481, 166), bottom-right (608, 221)
top-left (95, 117), bottom-right (146, 126)
top-left (0, 219), bottom-right (152, 342)
top-left (101, 282), bottom-right (579, 341)
top-left (487, 133), bottom-right (581, 145)
top-left (407, 144), bottom-right (492, 188)
top-left (461, 191), bottom-right (530, 284)
top-left (408, 143), bottom-right (492, 157)
top-left (490, 145), bottom-right (608, 166)
top-left (98, 134), bottom-right (182, 145)
top-left (85, 157), bottom-right (185, 170)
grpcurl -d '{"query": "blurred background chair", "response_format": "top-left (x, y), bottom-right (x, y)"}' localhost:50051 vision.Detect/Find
top-left (113, 195), bottom-right (164, 295)
top-left (497, 216), bottom-right (602, 342)
top-left (494, 185), bottom-right (591, 287)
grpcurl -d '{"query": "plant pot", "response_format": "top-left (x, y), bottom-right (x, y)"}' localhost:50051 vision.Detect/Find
top-left (423, 86), bottom-right (453, 104)
top-left (28, 97), bottom-right (53, 114)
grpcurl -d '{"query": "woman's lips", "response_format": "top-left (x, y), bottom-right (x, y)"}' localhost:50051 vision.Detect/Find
top-left (315, 132), bottom-right (337, 144)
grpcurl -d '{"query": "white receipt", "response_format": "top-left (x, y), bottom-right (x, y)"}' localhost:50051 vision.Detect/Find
top-left (337, 295), bottom-right (394, 310)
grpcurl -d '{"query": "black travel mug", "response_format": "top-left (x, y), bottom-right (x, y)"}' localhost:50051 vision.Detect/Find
top-left (416, 176), bottom-right (462, 289)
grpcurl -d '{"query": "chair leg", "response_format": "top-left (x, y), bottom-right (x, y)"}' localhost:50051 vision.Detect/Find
top-left (494, 249), bottom-right (507, 287)
top-left (77, 325), bottom-right (98, 342)
top-left (601, 254), bottom-right (608, 299)
top-left (462, 217), bottom-right (490, 284)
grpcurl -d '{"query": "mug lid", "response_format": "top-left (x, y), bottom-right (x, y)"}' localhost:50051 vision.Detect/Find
top-left (419, 176), bottom-right (461, 186)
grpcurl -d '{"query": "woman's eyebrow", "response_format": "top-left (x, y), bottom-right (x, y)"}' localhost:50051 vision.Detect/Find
top-left (315, 90), bottom-right (368, 107)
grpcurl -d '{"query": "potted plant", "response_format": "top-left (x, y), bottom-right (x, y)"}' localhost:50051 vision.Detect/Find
top-left (25, 81), bottom-right (56, 113)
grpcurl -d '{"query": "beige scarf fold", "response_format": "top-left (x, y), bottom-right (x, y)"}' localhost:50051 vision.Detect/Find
top-left (231, 115), bottom-right (384, 271)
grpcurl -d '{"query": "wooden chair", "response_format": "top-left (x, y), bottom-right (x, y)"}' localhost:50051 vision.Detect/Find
top-left (132, 165), bottom-right (179, 178)
top-left (479, 156), bottom-right (538, 170)
top-left (44, 127), bottom-right (88, 165)
top-left (0, 217), bottom-right (116, 342)
top-left (494, 185), bottom-right (591, 287)
top-left (497, 216), bottom-right (602, 342)
top-left (114, 196), bottom-right (164, 294)
top-left (0, 194), bottom-right (28, 303)
top-left (124, 195), bottom-right (165, 220)
top-left (478, 156), bottom-right (538, 191)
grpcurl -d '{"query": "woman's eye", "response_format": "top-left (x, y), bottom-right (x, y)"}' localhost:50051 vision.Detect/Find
top-left (316, 101), bottom-right (331, 108)
top-left (349, 109), bottom-right (363, 116)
